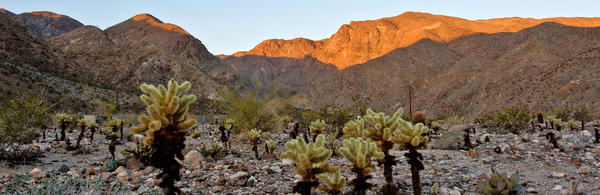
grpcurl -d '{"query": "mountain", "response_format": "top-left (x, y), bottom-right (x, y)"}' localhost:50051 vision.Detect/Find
top-left (231, 12), bottom-right (600, 70)
top-left (10, 11), bottom-right (83, 38)
top-left (49, 25), bottom-right (223, 99)
top-left (105, 14), bottom-right (219, 68)
top-left (0, 8), bottom-right (15, 17)
top-left (302, 22), bottom-right (600, 117)
top-left (0, 13), bottom-right (138, 112)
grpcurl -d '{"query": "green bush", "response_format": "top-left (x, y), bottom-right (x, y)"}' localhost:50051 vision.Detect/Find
top-left (0, 90), bottom-right (51, 144)
top-left (219, 84), bottom-right (282, 134)
top-left (198, 143), bottom-right (224, 159)
top-left (553, 107), bottom-right (571, 121)
top-left (495, 106), bottom-right (530, 134)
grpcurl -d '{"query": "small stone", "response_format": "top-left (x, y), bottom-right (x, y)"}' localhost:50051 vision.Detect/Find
top-left (267, 166), bottom-right (282, 174)
top-left (468, 150), bottom-right (478, 157)
top-left (126, 158), bottom-right (144, 171)
top-left (521, 134), bottom-right (530, 142)
top-left (281, 159), bottom-right (294, 166)
top-left (577, 166), bottom-right (591, 174)
top-left (582, 130), bottom-right (592, 137)
top-left (246, 176), bottom-right (256, 186)
top-left (552, 185), bottom-right (562, 191)
top-left (183, 150), bottom-right (203, 170)
top-left (260, 153), bottom-right (277, 161)
top-left (57, 164), bottom-right (70, 173)
top-left (29, 168), bottom-right (44, 179)
top-left (229, 171), bottom-right (249, 180)
top-left (85, 168), bottom-right (96, 176)
top-left (551, 171), bottom-right (566, 178)
top-left (526, 187), bottom-right (538, 193)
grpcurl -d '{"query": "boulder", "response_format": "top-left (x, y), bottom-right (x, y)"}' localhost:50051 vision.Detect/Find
top-left (29, 168), bottom-right (44, 179)
top-left (183, 150), bottom-right (203, 170)
top-left (126, 158), bottom-right (144, 171)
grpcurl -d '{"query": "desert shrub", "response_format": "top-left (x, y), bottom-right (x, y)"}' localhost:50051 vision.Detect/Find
top-left (219, 83), bottom-right (284, 134)
top-left (430, 129), bottom-right (462, 150)
top-left (0, 144), bottom-right (45, 164)
top-left (553, 107), bottom-right (571, 121)
top-left (495, 106), bottom-right (530, 134)
top-left (0, 90), bottom-right (51, 144)
top-left (198, 143), bottom-right (224, 159)
top-left (412, 111), bottom-right (426, 124)
top-left (573, 108), bottom-right (592, 130)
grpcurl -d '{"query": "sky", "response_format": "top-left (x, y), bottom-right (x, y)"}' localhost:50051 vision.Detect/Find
top-left (2, 0), bottom-right (599, 55)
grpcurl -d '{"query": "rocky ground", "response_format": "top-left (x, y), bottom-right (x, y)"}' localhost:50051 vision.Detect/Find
top-left (1, 123), bottom-right (599, 195)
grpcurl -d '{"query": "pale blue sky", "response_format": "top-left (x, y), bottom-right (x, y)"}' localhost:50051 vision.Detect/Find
top-left (2, 0), bottom-right (598, 55)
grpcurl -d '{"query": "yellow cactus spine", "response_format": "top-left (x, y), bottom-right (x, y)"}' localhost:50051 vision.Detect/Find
top-left (339, 137), bottom-right (384, 195)
top-left (280, 134), bottom-right (334, 195)
top-left (130, 78), bottom-right (196, 195)
top-left (316, 168), bottom-right (346, 195)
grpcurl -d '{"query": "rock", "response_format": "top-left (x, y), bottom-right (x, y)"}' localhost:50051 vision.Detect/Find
top-left (521, 134), bottom-right (530, 142)
top-left (246, 176), bottom-right (256, 186)
top-left (229, 171), bottom-right (249, 180)
top-left (29, 168), bottom-right (44, 179)
top-left (552, 185), bottom-right (562, 191)
top-left (260, 153), bottom-right (277, 161)
top-left (57, 164), bottom-right (70, 173)
top-left (281, 159), bottom-right (294, 166)
top-left (33, 143), bottom-right (51, 151)
top-left (577, 166), bottom-right (592, 174)
top-left (468, 150), bottom-right (478, 157)
top-left (267, 166), bottom-right (282, 174)
top-left (515, 143), bottom-right (529, 151)
top-left (526, 187), bottom-right (537, 193)
top-left (582, 130), bottom-right (592, 137)
top-left (126, 158), bottom-right (144, 171)
top-left (85, 168), bottom-right (96, 176)
top-left (551, 171), bottom-right (566, 178)
top-left (183, 150), bottom-right (203, 170)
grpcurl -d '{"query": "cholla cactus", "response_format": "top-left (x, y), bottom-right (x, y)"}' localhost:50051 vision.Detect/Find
top-left (249, 128), bottom-right (263, 159)
top-left (316, 168), bottom-right (346, 195)
top-left (339, 137), bottom-right (384, 194)
top-left (55, 113), bottom-right (73, 141)
top-left (130, 79), bottom-right (196, 195)
top-left (109, 118), bottom-right (121, 132)
top-left (431, 120), bottom-right (441, 132)
top-left (346, 108), bottom-right (405, 193)
top-left (552, 118), bottom-right (563, 131)
top-left (265, 139), bottom-right (277, 154)
top-left (280, 134), bottom-right (334, 195)
top-left (477, 169), bottom-right (521, 195)
top-left (567, 120), bottom-right (578, 130)
top-left (224, 118), bottom-right (234, 131)
top-left (392, 122), bottom-right (431, 195)
top-left (86, 122), bottom-right (98, 142)
top-left (76, 119), bottom-right (89, 148)
top-left (309, 119), bottom-right (327, 141)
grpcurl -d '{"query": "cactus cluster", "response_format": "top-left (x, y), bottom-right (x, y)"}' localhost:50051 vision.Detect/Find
top-left (265, 139), bottom-right (277, 154)
top-left (567, 120), bottom-right (578, 130)
top-left (309, 119), bottom-right (327, 141)
top-left (130, 78), bottom-right (196, 195)
top-left (316, 168), bottom-right (346, 195)
top-left (280, 134), bottom-right (334, 195)
top-left (55, 113), bottom-right (73, 141)
top-left (339, 137), bottom-right (384, 194)
top-left (477, 169), bottom-right (521, 195)
top-left (86, 122), bottom-right (98, 142)
top-left (75, 119), bottom-right (90, 148)
top-left (248, 128), bottom-right (263, 159)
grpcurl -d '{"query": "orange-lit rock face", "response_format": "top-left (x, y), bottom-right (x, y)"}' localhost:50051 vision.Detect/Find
top-left (232, 12), bottom-right (600, 69)
top-left (131, 14), bottom-right (190, 35)
top-left (28, 11), bottom-right (64, 18)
